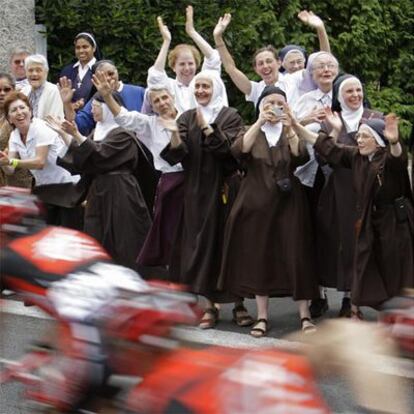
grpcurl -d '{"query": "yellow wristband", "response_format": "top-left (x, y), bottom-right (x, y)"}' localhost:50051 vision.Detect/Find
top-left (10, 158), bottom-right (19, 168)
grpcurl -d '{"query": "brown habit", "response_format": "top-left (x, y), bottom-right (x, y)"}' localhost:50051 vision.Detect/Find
top-left (58, 127), bottom-right (151, 271)
top-left (316, 109), bottom-right (383, 290)
top-left (315, 132), bottom-right (414, 307)
top-left (160, 107), bottom-right (242, 301)
top-left (219, 130), bottom-right (319, 300)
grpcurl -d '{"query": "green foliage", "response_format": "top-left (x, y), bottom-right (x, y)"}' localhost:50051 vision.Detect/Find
top-left (36, 0), bottom-right (413, 139)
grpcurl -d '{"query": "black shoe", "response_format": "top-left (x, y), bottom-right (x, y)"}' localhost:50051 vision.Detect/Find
top-left (309, 298), bottom-right (329, 318)
top-left (338, 297), bottom-right (352, 318)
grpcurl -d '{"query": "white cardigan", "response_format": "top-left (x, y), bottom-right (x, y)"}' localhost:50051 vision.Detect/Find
top-left (22, 81), bottom-right (64, 119)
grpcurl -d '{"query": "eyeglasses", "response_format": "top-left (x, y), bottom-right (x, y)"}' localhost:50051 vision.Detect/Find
top-left (0, 87), bottom-right (12, 93)
top-left (355, 132), bottom-right (373, 140)
top-left (313, 63), bottom-right (338, 71)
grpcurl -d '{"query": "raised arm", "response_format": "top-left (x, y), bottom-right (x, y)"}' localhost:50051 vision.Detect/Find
top-left (59, 76), bottom-right (77, 122)
top-left (384, 113), bottom-right (402, 158)
top-left (153, 16), bottom-right (171, 72)
top-left (298, 10), bottom-right (331, 53)
top-left (213, 14), bottom-right (252, 96)
top-left (185, 5), bottom-right (215, 59)
top-left (92, 71), bottom-right (121, 116)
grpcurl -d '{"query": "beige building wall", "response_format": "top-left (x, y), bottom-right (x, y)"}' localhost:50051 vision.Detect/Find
top-left (0, 0), bottom-right (36, 72)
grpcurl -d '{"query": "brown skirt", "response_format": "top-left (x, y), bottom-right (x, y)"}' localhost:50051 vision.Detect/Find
top-left (137, 171), bottom-right (185, 266)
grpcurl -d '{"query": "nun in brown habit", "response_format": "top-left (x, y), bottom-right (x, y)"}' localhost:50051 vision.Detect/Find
top-left (292, 108), bottom-right (414, 319)
top-left (160, 70), bottom-right (254, 329)
top-left (219, 86), bottom-right (319, 337)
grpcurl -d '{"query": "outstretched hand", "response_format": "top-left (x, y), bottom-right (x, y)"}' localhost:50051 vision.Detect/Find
top-left (185, 5), bottom-right (195, 35)
top-left (324, 107), bottom-right (342, 133)
top-left (384, 113), bottom-right (399, 144)
top-left (157, 16), bottom-right (171, 42)
top-left (298, 10), bottom-right (324, 30)
top-left (58, 77), bottom-right (75, 104)
top-left (92, 71), bottom-right (112, 97)
top-left (45, 115), bottom-right (66, 137)
top-left (213, 13), bottom-right (231, 38)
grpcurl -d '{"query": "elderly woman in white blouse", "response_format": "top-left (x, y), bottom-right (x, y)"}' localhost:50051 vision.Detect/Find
top-left (22, 54), bottom-right (64, 119)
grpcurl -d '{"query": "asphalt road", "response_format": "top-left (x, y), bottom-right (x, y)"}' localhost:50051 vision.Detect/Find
top-left (1, 290), bottom-right (413, 413)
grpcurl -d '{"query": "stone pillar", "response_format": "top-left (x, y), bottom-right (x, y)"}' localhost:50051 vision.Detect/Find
top-left (0, 0), bottom-right (36, 72)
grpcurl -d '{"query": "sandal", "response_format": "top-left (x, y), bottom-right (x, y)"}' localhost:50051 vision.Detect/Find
top-left (250, 319), bottom-right (269, 338)
top-left (232, 304), bottom-right (254, 327)
top-left (301, 317), bottom-right (317, 334)
top-left (199, 307), bottom-right (219, 329)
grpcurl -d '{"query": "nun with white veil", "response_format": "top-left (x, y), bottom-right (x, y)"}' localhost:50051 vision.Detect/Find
top-left (160, 69), bottom-right (254, 329)
top-left (47, 92), bottom-right (152, 272)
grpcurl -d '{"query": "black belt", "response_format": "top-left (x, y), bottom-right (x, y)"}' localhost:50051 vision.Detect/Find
top-left (102, 170), bottom-right (132, 176)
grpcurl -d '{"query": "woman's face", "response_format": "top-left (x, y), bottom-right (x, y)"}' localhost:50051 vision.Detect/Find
top-left (341, 80), bottom-right (363, 111)
top-left (173, 49), bottom-right (197, 86)
top-left (311, 55), bottom-right (338, 90)
top-left (149, 89), bottom-right (175, 117)
top-left (194, 78), bottom-right (213, 106)
top-left (254, 51), bottom-right (280, 85)
top-left (261, 93), bottom-right (286, 123)
top-left (91, 100), bottom-right (103, 122)
top-left (26, 63), bottom-right (48, 90)
top-left (75, 38), bottom-right (96, 65)
top-left (356, 125), bottom-right (380, 156)
top-left (0, 78), bottom-right (14, 110)
top-left (7, 99), bottom-right (32, 130)
top-left (282, 51), bottom-right (305, 74)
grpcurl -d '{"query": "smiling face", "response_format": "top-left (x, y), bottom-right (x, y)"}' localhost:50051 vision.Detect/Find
top-left (282, 51), bottom-right (305, 74)
top-left (311, 54), bottom-right (338, 91)
top-left (356, 124), bottom-right (380, 156)
top-left (75, 37), bottom-right (96, 65)
top-left (7, 99), bottom-right (32, 131)
top-left (173, 49), bottom-right (197, 86)
top-left (254, 51), bottom-right (280, 85)
top-left (194, 77), bottom-right (213, 106)
top-left (0, 77), bottom-right (14, 110)
top-left (341, 79), bottom-right (363, 111)
top-left (26, 63), bottom-right (48, 90)
top-left (149, 89), bottom-right (175, 118)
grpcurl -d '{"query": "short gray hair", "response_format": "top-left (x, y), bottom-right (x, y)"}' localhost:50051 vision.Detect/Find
top-left (24, 54), bottom-right (49, 71)
top-left (9, 47), bottom-right (31, 62)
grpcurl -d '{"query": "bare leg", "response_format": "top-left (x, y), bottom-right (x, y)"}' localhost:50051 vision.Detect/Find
top-left (250, 295), bottom-right (269, 337)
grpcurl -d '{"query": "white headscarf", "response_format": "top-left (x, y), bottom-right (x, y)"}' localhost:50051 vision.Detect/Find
top-left (191, 70), bottom-right (227, 124)
top-left (258, 94), bottom-right (283, 147)
top-left (338, 76), bottom-right (364, 133)
top-left (359, 124), bottom-right (386, 148)
top-left (93, 101), bottom-right (119, 142)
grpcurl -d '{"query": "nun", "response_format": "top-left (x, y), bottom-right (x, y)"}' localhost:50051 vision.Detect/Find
top-left (60, 32), bottom-right (101, 105)
top-left (48, 92), bottom-right (152, 272)
top-left (315, 74), bottom-right (383, 317)
top-left (292, 109), bottom-right (414, 315)
top-left (161, 70), bottom-right (253, 330)
top-left (219, 85), bottom-right (319, 337)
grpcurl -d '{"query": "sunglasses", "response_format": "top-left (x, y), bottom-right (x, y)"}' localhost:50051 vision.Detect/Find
top-left (0, 87), bottom-right (12, 93)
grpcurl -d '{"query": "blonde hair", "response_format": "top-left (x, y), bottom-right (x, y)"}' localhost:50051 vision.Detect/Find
top-left (168, 44), bottom-right (201, 70)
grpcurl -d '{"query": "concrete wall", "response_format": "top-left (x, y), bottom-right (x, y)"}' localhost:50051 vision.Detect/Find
top-left (0, 0), bottom-right (36, 72)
